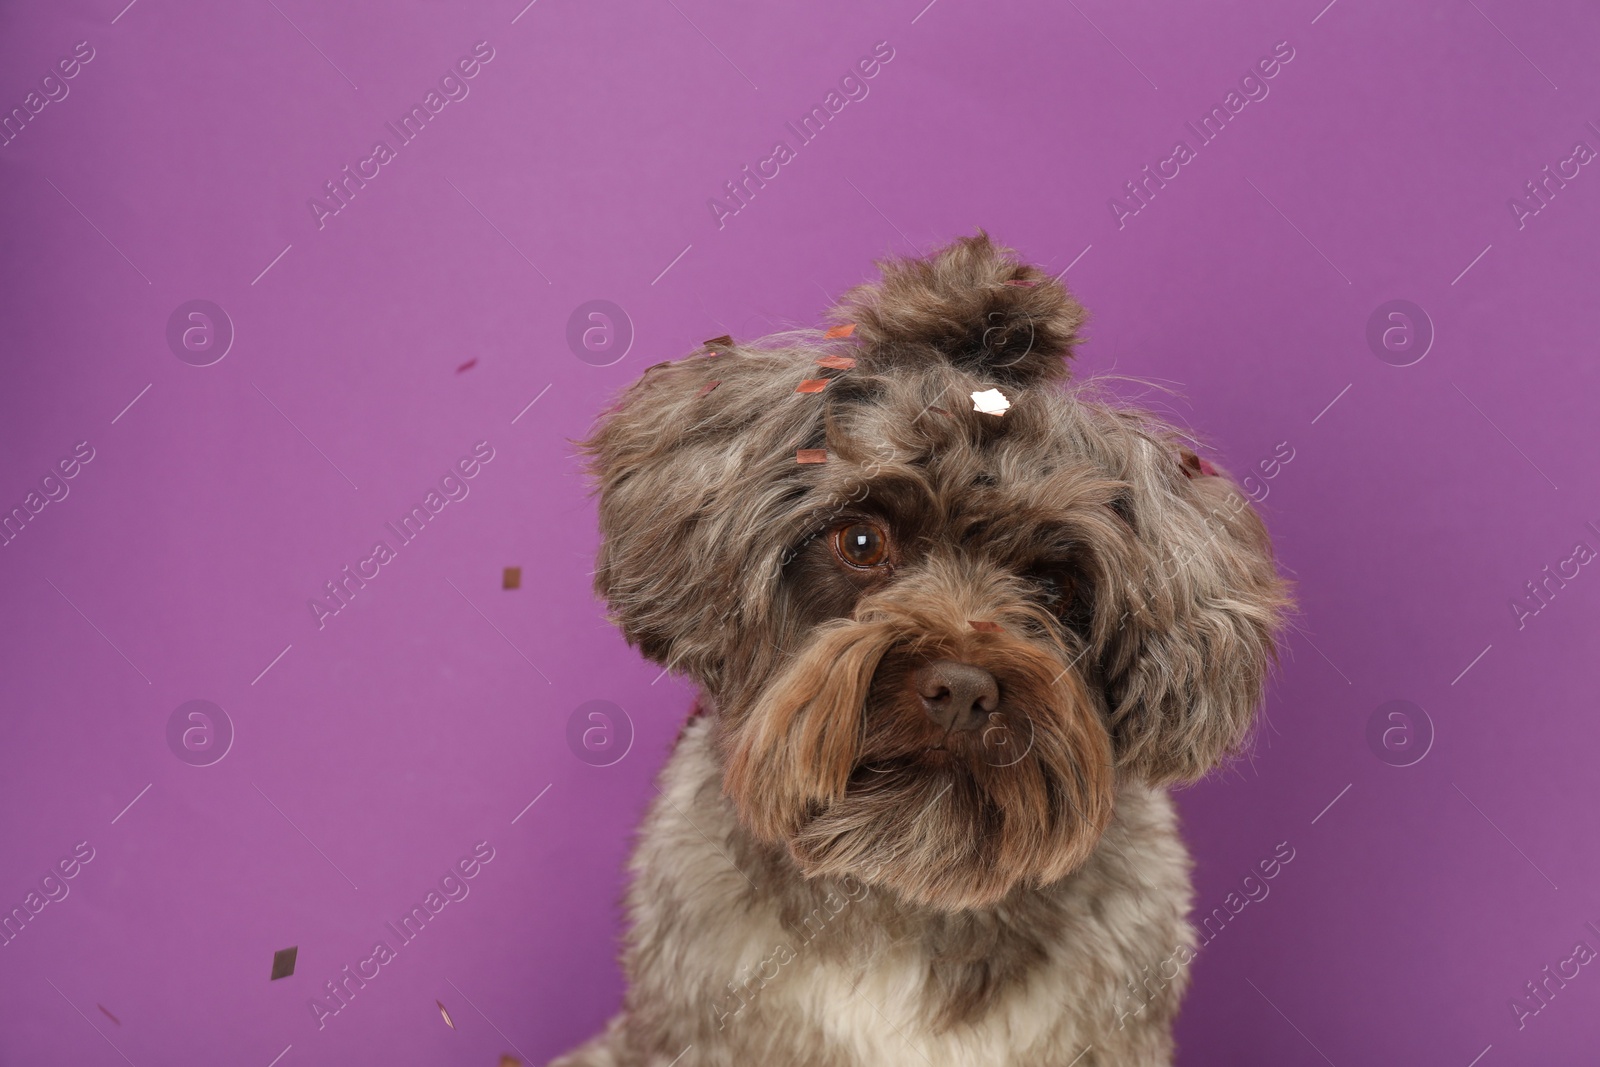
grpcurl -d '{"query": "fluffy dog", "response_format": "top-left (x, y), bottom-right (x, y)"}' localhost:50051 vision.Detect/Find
top-left (556, 233), bottom-right (1289, 1066)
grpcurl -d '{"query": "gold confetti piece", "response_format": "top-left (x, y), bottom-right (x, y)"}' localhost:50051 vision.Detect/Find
top-left (814, 354), bottom-right (856, 370)
top-left (502, 567), bottom-right (522, 590)
top-left (703, 334), bottom-right (734, 349)
top-left (796, 379), bottom-right (829, 394)
top-left (270, 946), bottom-right (298, 981)
top-left (823, 323), bottom-right (855, 339)
top-left (499, 1057), bottom-right (523, 1067)
top-left (971, 388), bottom-right (1010, 416)
top-left (437, 1000), bottom-right (455, 1029)
top-left (796, 449), bottom-right (828, 464)
top-left (697, 380), bottom-right (721, 397)
top-left (97, 1004), bottom-right (120, 1026)
top-left (969, 620), bottom-right (1004, 633)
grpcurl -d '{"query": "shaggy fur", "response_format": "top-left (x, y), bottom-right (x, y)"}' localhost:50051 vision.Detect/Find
top-left (555, 233), bottom-right (1290, 1066)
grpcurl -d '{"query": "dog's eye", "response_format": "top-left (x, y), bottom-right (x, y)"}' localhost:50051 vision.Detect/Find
top-left (1033, 573), bottom-right (1071, 608)
top-left (1031, 567), bottom-right (1095, 637)
top-left (1028, 569), bottom-right (1080, 615)
top-left (833, 522), bottom-right (889, 569)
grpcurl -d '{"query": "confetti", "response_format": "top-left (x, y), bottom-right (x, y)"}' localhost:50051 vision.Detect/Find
top-left (796, 379), bottom-right (829, 394)
top-left (502, 567), bottom-right (522, 590)
top-left (696, 380), bottom-right (721, 397)
top-left (1177, 450), bottom-right (1218, 478)
top-left (703, 334), bottom-right (734, 349)
top-left (796, 449), bottom-right (828, 464)
top-left (270, 946), bottom-right (298, 981)
top-left (971, 388), bottom-right (1010, 415)
top-left (969, 620), bottom-right (1004, 633)
top-left (823, 323), bottom-right (855, 339)
top-left (1003, 279), bottom-right (1038, 287)
top-left (456, 358), bottom-right (478, 373)
top-left (437, 1000), bottom-right (456, 1029)
top-left (97, 1004), bottom-right (121, 1026)
top-left (814, 354), bottom-right (856, 370)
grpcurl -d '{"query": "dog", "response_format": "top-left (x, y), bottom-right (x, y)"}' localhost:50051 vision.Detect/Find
top-left (556, 233), bottom-right (1289, 1066)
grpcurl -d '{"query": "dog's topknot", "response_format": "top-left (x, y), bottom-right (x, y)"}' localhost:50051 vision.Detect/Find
top-left (829, 230), bottom-right (1086, 388)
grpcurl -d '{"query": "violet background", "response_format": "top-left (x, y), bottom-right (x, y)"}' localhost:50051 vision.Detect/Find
top-left (3, 0), bottom-right (1598, 1063)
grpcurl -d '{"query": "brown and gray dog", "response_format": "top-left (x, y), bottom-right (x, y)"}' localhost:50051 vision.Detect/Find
top-left (557, 233), bottom-right (1290, 1066)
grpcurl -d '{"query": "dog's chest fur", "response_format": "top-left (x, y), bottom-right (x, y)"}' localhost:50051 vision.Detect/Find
top-left (565, 716), bottom-right (1198, 1067)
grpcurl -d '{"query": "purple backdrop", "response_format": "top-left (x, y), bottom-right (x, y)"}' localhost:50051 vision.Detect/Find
top-left (3, 0), bottom-right (1598, 1063)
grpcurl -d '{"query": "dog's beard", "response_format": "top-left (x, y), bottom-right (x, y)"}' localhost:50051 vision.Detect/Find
top-left (721, 597), bottom-right (1115, 912)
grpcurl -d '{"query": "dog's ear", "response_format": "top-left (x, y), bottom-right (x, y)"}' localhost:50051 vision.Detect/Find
top-left (831, 230), bottom-right (1085, 387)
top-left (576, 345), bottom-right (828, 689)
top-left (1097, 418), bottom-right (1291, 784)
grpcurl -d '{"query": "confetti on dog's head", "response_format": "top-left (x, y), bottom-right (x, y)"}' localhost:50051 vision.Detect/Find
top-left (971, 387), bottom-right (1010, 416)
top-left (581, 230), bottom-right (1289, 911)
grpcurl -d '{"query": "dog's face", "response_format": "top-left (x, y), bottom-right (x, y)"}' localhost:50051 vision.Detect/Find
top-left (583, 234), bottom-right (1288, 911)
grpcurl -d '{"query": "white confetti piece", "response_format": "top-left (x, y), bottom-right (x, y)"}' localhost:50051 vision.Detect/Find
top-left (971, 388), bottom-right (1010, 415)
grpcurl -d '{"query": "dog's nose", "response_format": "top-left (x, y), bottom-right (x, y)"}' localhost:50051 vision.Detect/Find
top-left (913, 659), bottom-right (999, 732)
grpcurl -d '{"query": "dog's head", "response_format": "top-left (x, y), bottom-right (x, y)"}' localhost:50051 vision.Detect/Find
top-left (581, 233), bottom-right (1289, 911)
